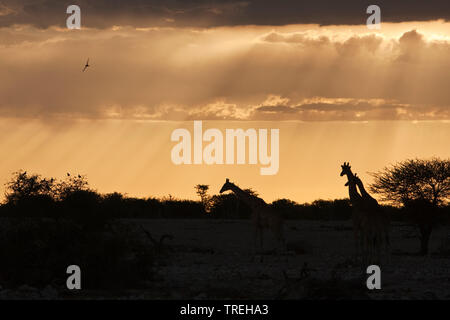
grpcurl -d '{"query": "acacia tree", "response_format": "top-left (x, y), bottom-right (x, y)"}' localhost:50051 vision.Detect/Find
top-left (4, 170), bottom-right (55, 204)
top-left (54, 173), bottom-right (90, 200)
top-left (195, 184), bottom-right (211, 213)
top-left (370, 158), bottom-right (450, 255)
top-left (4, 171), bottom-right (91, 204)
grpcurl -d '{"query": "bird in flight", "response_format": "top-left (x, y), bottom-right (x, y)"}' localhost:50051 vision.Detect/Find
top-left (82, 58), bottom-right (90, 72)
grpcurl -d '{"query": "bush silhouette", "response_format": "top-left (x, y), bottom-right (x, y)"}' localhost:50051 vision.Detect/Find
top-left (0, 171), bottom-right (156, 291)
top-left (60, 189), bottom-right (106, 228)
top-left (0, 219), bottom-right (154, 290)
top-left (371, 157), bottom-right (450, 255)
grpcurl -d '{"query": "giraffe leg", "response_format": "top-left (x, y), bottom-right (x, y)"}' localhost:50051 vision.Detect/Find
top-left (360, 229), bottom-right (366, 262)
top-left (250, 226), bottom-right (260, 262)
top-left (372, 232), bottom-right (379, 265)
top-left (360, 237), bottom-right (365, 268)
top-left (361, 234), bottom-right (366, 267)
top-left (253, 226), bottom-right (259, 253)
top-left (279, 228), bottom-right (286, 253)
top-left (358, 228), bottom-right (365, 263)
top-left (259, 227), bottom-right (264, 252)
top-left (278, 232), bottom-right (287, 262)
top-left (260, 228), bottom-right (264, 263)
top-left (354, 227), bottom-right (360, 261)
top-left (376, 233), bottom-right (382, 265)
top-left (272, 223), bottom-right (285, 253)
top-left (368, 226), bottom-right (376, 266)
top-left (362, 233), bottom-right (369, 268)
top-left (384, 228), bottom-right (390, 264)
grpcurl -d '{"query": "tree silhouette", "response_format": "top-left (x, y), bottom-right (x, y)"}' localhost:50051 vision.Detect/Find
top-left (55, 173), bottom-right (90, 200)
top-left (370, 157), bottom-right (450, 255)
top-left (4, 170), bottom-right (55, 204)
top-left (195, 184), bottom-right (211, 213)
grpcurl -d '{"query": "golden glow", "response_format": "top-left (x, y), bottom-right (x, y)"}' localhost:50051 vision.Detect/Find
top-left (0, 119), bottom-right (448, 203)
top-left (1, 21), bottom-right (449, 203)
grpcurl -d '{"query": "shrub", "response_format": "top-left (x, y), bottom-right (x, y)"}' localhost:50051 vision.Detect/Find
top-left (59, 190), bottom-right (107, 229)
top-left (0, 218), bottom-right (155, 290)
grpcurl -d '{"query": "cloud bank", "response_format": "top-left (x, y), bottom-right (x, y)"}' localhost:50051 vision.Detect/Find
top-left (1, 0), bottom-right (450, 28)
top-left (1, 25), bottom-right (450, 121)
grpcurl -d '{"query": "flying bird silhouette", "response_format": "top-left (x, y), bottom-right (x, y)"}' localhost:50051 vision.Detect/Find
top-left (82, 58), bottom-right (90, 72)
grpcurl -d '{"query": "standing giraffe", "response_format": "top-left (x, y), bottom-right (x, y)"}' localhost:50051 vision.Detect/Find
top-left (341, 162), bottom-right (389, 264)
top-left (219, 178), bottom-right (285, 253)
top-left (354, 174), bottom-right (390, 262)
top-left (340, 162), bottom-right (365, 257)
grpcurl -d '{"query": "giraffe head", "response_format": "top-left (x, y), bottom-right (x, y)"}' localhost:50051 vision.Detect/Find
top-left (340, 162), bottom-right (352, 177)
top-left (219, 178), bottom-right (233, 193)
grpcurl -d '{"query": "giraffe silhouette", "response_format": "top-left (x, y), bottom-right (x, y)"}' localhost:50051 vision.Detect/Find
top-left (341, 162), bottom-right (390, 265)
top-left (340, 162), bottom-right (365, 258)
top-left (219, 178), bottom-right (285, 255)
top-left (354, 174), bottom-right (390, 263)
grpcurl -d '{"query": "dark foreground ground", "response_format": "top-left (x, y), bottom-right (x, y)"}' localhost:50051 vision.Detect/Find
top-left (2, 219), bottom-right (450, 299)
top-left (138, 219), bottom-right (450, 300)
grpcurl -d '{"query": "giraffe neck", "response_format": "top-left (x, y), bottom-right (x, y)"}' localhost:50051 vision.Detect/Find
top-left (356, 179), bottom-right (378, 204)
top-left (345, 171), bottom-right (362, 205)
top-left (229, 184), bottom-right (264, 208)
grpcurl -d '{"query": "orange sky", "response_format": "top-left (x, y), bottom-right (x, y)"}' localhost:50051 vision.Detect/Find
top-left (0, 118), bottom-right (448, 203)
top-left (1, 19), bottom-right (450, 203)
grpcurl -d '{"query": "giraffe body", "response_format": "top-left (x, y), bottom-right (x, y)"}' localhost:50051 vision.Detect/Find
top-left (341, 165), bottom-right (365, 257)
top-left (340, 163), bottom-right (390, 265)
top-left (220, 179), bottom-right (285, 253)
top-left (354, 175), bottom-right (390, 263)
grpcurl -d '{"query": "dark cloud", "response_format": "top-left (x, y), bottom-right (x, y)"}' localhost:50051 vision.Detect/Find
top-left (252, 100), bottom-right (450, 121)
top-left (1, 25), bottom-right (450, 121)
top-left (256, 105), bottom-right (297, 113)
top-left (1, 0), bottom-right (450, 28)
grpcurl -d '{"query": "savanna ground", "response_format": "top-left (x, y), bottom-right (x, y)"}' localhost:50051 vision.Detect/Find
top-left (129, 219), bottom-right (450, 300)
top-left (1, 218), bottom-right (450, 300)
